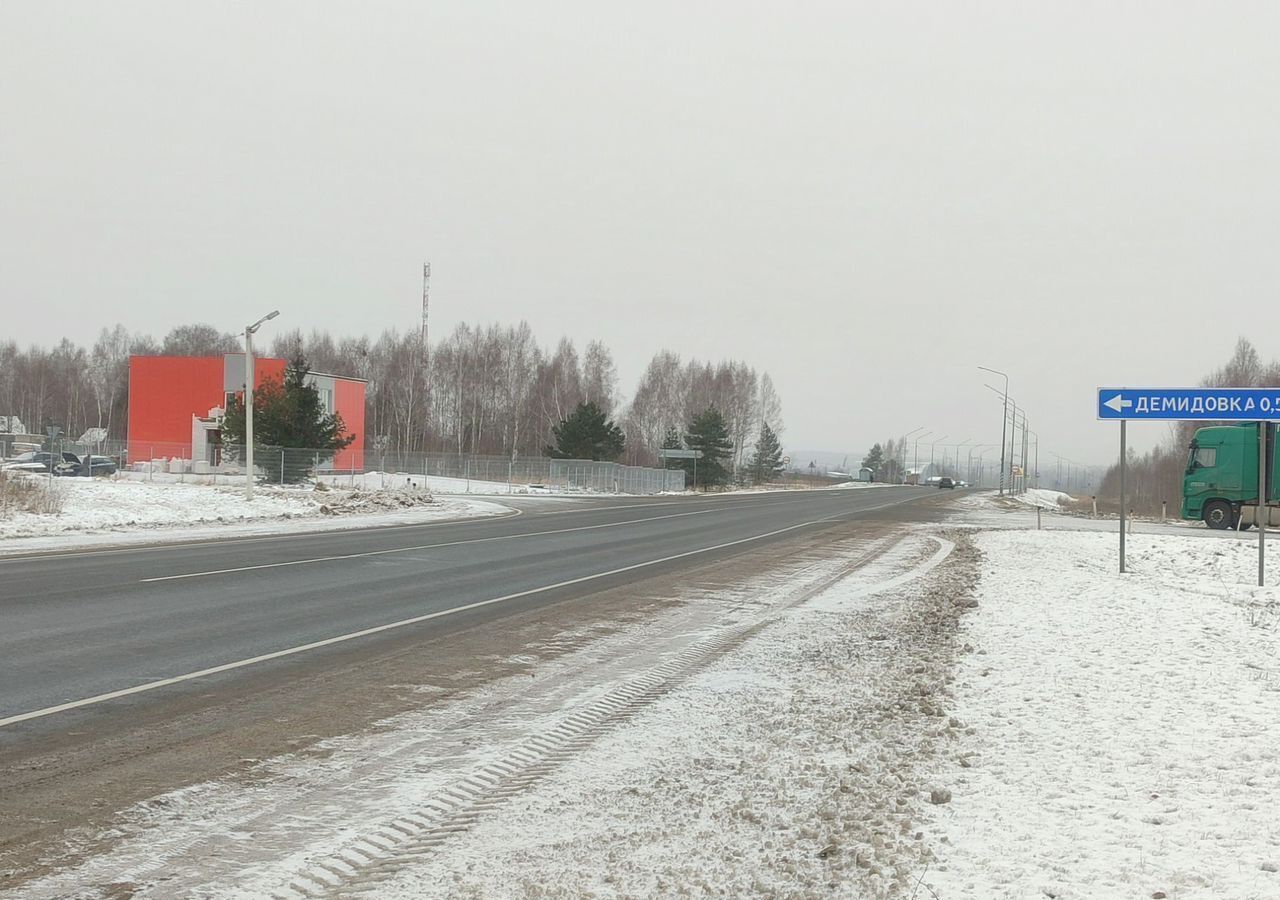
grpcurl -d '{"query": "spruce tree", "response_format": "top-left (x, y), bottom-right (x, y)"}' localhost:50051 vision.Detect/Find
top-left (749, 422), bottom-right (785, 484)
top-left (661, 425), bottom-right (683, 451)
top-left (546, 401), bottom-right (625, 461)
top-left (861, 443), bottom-right (885, 482)
top-left (221, 353), bottom-right (355, 483)
top-left (683, 407), bottom-right (734, 490)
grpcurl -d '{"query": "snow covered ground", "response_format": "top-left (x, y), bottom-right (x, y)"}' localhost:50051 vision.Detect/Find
top-left (0, 476), bottom-right (512, 555)
top-left (719, 481), bottom-right (902, 494)
top-left (1009, 486), bottom-right (1075, 509)
top-left (317, 471), bottom-right (539, 494)
top-left (13, 529), bottom-right (968, 899)
top-left (13, 490), bottom-right (1280, 898)
top-left (951, 488), bottom-right (1216, 537)
top-left (922, 528), bottom-right (1280, 899)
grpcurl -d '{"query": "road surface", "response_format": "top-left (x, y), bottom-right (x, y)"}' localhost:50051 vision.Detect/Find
top-left (1, 485), bottom-right (962, 891)
top-left (0, 486), bottom-right (939, 736)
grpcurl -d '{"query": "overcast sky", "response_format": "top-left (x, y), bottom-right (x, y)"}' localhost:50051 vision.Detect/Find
top-left (4, 2), bottom-right (1278, 465)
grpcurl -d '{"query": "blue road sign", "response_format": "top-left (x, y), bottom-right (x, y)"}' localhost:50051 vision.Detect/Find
top-left (1098, 387), bottom-right (1280, 421)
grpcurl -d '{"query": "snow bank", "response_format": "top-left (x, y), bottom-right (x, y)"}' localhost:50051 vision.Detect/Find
top-left (318, 471), bottom-right (518, 494)
top-left (357, 533), bottom-right (974, 899)
top-left (1012, 487), bottom-right (1075, 509)
top-left (0, 477), bottom-right (310, 536)
top-left (0, 477), bottom-right (511, 552)
top-left (922, 529), bottom-right (1280, 899)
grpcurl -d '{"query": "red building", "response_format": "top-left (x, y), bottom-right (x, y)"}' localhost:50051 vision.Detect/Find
top-left (127, 354), bottom-right (365, 470)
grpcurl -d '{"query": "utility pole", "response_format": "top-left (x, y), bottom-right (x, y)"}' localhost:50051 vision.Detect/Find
top-left (421, 262), bottom-right (431, 349)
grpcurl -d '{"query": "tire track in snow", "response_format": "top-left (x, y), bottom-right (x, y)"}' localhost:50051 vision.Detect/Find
top-left (273, 534), bottom-right (955, 899)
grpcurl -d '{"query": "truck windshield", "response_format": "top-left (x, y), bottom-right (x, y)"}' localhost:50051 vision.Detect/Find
top-left (1189, 447), bottom-right (1216, 470)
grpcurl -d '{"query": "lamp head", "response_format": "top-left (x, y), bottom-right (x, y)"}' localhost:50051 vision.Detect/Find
top-left (247, 310), bottom-right (281, 333)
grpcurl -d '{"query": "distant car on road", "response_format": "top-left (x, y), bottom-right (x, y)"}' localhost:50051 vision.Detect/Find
top-left (937, 477), bottom-right (956, 489)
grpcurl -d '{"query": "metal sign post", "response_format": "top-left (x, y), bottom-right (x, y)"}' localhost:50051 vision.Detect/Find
top-left (658, 448), bottom-right (703, 491)
top-left (1099, 387), bottom-right (1280, 586)
top-left (1261, 422), bottom-right (1267, 587)
top-left (1119, 420), bottom-right (1126, 574)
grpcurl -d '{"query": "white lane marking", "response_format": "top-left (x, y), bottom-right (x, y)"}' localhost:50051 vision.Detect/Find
top-left (136, 489), bottom-right (920, 583)
top-left (0, 516), bottom-right (842, 729)
top-left (139, 507), bottom-right (722, 583)
top-left (0, 485), bottom-right (930, 564)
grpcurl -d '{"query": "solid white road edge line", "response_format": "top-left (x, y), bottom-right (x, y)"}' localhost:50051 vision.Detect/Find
top-left (1, 515), bottom-right (854, 729)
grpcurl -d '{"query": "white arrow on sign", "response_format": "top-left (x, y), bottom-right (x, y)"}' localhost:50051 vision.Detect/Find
top-left (1103, 394), bottom-right (1133, 414)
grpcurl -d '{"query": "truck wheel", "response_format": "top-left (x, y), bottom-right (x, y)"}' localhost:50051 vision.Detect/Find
top-left (1203, 500), bottom-right (1236, 530)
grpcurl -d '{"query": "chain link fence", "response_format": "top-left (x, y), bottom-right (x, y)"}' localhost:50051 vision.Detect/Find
top-left (1, 438), bottom-right (685, 494)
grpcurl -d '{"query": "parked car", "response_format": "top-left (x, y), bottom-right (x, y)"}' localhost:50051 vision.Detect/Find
top-left (60, 454), bottom-right (119, 477)
top-left (1, 451), bottom-right (80, 474)
top-left (937, 477), bottom-right (956, 489)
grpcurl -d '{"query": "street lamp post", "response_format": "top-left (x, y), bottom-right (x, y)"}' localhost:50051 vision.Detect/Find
top-left (928, 435), bottom-right (948, 481)
top-left (900, 426), bottom-right (926, 484)
top-left (1030, 431), bottom-right (1039, 489)
top-left (1009, 403), bottom-right (1023, 494)
top-left (978, 366), bottom-right (1010, 496)
top-left (913, 431), bottom-right (932, 483)
top-left (974, 445), bottom-right (997, 487)
top-left (967, 443), bottom-right (992, 486)
top-left (244, 310), bottom-right (280, 500)
top-left (950, 439), bottom-right (972, 478)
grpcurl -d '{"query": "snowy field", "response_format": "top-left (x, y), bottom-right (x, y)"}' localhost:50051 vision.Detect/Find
top-left (922, 527), bottom-right (1280, 899)
top-left (1009, 486), bottom-right (1075, 509)
top-left (0, 476), bottom-right (512, 554)
top-left (317, 471), bottom-right (546, 494)
top-left (951, 489), bottom-right (1214, 537)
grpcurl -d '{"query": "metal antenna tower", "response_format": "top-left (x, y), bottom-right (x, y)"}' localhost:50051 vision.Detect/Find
top-left (421, 262), bottom-right (431, 348)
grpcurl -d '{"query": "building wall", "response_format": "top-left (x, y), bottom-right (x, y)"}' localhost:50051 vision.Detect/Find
top-left (222, 353), bottom-right (287, 395)
top-left (128, 356), bottom-right (363, 465)
top-left (128, 356), bottom-right (226, 458)
top-left (334, 378), bottom-right (365, 470)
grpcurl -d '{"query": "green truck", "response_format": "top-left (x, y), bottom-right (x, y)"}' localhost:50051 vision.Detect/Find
top-left (1182, 423), bottom-right (1277, 529)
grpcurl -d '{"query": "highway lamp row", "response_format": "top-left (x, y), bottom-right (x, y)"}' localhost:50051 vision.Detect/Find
top-left (977, 368), bottom-right (1039, 495)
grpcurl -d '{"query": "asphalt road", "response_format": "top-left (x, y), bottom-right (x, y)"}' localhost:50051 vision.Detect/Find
top-left (0, 486), bottom-right (939, 736)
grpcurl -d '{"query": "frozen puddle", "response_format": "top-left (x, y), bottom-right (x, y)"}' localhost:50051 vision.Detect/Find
top-left (18, 529), bottom-right (968, 899)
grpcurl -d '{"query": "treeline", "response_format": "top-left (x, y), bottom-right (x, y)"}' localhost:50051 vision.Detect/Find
top-left (859, 439), bottom-right (963, 483)
top-left (1097, 338), bottom-right (1280, 514)
top-left (0, 322), bottom-right (784, 468)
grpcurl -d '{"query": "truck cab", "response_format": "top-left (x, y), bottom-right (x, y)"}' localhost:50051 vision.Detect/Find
top-left (1182, 423), bottom-right (1277, 529)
